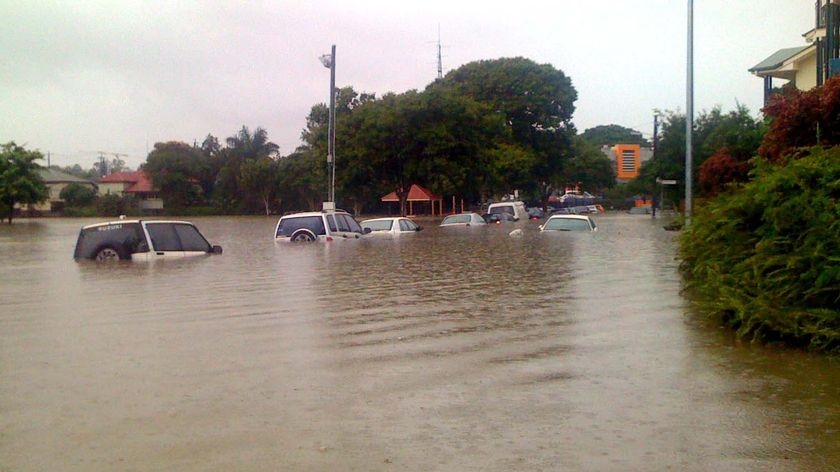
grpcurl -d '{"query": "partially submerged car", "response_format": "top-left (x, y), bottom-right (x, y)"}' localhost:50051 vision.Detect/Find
top-left (486, 201), bottom-right (528, 221)
top-left (539, 214), bottom-right (597, 232)
top-left (274, 210), bottom-right (370, 242)
top-left (483, 212), bottom-right (517, 224)
top-left (360, 217), bottom-right (422, 235)
top-left (440, 213), bottom-right (487, 227)
top-left (74, 219), bottom-right (222, 261)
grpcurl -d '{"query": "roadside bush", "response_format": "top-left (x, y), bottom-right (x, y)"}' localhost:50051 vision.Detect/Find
top-left (679, 147), bottom-right (840, 352)
top-left (59, 183), bottom-right (96, 207)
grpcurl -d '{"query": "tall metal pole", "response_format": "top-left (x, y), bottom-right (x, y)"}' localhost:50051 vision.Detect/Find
top-left (685, 0), bottom-right (694, 226)
top-left (328, 45), bottom-right (336, 204)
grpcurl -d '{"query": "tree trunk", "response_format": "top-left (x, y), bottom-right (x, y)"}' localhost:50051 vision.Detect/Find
top-left (263, 197), bottom-right (270, 216)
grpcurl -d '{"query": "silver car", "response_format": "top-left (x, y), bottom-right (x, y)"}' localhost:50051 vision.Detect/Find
top-left (440, 212), bottom-right (487, 227)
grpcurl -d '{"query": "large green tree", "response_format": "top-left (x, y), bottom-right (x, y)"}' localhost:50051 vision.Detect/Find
top-left (143, 141), bottom-right (206, 210)
top-left (337, 87), bottom-right (506, 215)
top-left (220, 126), bottom-right (280, 213)
top-left (59, 182), bottom-right (96, 207)
top-left (631, 106), bottom-right (764, 199)
top-left (240, 157), bottom-right (281, 215)
top-left (0, 142), bottom-right (48, 223)
top-left (563, 137), bottom-right (616, 193)
top-left (580, 124), bottom-right (649, 147)
top-left (439, 57), bottom-right (578, 206)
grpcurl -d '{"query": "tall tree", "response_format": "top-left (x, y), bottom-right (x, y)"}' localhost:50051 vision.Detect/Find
top-left (563, 137), bottom-right (616, 193)
top-left (580, 124), bottom-right (650, 147)
top-left (142, 141), bottom-right (205, 210)
top-left (226, 126), bottom-right (279, 160)
top-left (632, 106), bottom-right (763, 198)
top-left (218, 126), bottom-right (280, 212)
top-left (240, 157), bottom-right (281, 215)
top-left (439, 57), bottom-right (578, 206)
top-left (0, 142), bottom-right (48, 223)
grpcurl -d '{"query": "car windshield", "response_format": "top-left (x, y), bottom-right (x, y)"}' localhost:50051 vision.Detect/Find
top-left (442, 214), bottom-right (471, 225)
top-left (543, 217), bottom-right (593, 231)
top-left (363, 220), bottom-right (393, 231)
top-left (276, 216), bottom-right (326, 237)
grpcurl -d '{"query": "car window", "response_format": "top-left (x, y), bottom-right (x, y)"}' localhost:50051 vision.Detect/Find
top-left (334, 214), bottom-right (363, 233)
top-left (343, 215), bottom-right (363, 233)
top-left (173, 224), bottom-right (211, 252)
top-left (399, 219), bottom-right (417, 231)
top-left (326, 215), bottom-right (338, 232)
top-left (489, 205), bottom-right (514, 215)
top-left (277, 216), bottom-right (327, 237)
top-left (364, 220), bottom-right (393, 231)
top-left (74, 223), bottom-right (147, 258)
top-left (146, 223), bottom-right (182, 251)
top-left (334, 214), bottom-right (351, 232)
top-left (442, 214), bottom-right (470, 224)
top-left (543, 218), bottom-right (592, 231)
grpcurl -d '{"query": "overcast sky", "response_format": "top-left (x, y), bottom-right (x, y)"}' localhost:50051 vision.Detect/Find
top-left (1, 1), bottom-right (813, 169)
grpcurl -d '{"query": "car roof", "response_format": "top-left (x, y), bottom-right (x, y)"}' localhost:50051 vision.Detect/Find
top-left (361, 217), bottom-right (403, 223)
top-left (280, 211), bottom-right (351, 219)
top-left (81, 219), bottom-right (193, 230)
top-left (546, 214), bottom-right (591, 221)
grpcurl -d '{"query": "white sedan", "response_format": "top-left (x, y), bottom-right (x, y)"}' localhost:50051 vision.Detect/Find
top-left (440, 212), bottom-right (487, 227)
top-left (539, 214), bottom-right (597, 232)
top-left (360, 217), bottom-right (423, 235)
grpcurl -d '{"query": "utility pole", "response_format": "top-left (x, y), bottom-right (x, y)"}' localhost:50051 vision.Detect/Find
top-left (685, 0), bottom-right (694, 227)
top-left (652, 113), bottom-right (659, 156)
top-left (319, 45), bottom-right (337, 208)
top-left (437, 25), bottom-right (443, 80)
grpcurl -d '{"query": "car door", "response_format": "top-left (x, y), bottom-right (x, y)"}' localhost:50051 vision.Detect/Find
top-left (172, 223), bottom-right (212, 255)
top-left (143, 222), bottom-right (186, 258)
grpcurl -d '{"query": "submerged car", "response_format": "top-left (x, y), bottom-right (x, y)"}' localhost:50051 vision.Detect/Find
top-left (360, 217), bottom-right (422, 235)
top-left (486, 201), bottom-right (528, 221)
top-left (274, 210), bottom-right (370, 242)
top-left (483, 213), bottom-right (517, 224)
top-left (440, 213), bottom-right (487, 227)
top-left (74, 219), bottom-right (222, 261)
top-left (539, 214), bottom-right (598, 232)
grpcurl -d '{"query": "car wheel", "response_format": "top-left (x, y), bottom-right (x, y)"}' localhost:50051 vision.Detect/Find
top-left (94, 245), bottom-right (125, 261)
top-left (290, 229), bottom-right (317, 243)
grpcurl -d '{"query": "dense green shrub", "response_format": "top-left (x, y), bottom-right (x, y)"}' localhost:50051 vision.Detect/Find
top-left (59, 183), bottom-right (96, 207)
top-left (679, 147), bottom-right (840, 352)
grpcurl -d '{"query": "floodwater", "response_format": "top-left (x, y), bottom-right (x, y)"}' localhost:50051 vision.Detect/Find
top-left (1, 214), bottom-right (838, 472)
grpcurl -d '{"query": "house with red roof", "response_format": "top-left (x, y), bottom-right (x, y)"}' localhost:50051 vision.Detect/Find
top-left (98, 171), bottom-right (163, 212)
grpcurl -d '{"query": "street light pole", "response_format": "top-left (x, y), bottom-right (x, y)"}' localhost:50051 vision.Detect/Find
top-left (320, 45), bottom-right (337, 208)
top-left (685, 0), bottom-right (694, 226)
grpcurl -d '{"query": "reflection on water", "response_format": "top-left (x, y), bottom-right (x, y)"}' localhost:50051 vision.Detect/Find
top-left (1, 215), bottom-right (838, 471)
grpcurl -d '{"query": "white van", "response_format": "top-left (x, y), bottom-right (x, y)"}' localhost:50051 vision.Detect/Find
top-left (486, 201), bottom-right (528, 221)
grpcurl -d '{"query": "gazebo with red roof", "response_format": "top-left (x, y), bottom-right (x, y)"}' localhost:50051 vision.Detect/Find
top-left (381, 184), bottom-right (443, 216)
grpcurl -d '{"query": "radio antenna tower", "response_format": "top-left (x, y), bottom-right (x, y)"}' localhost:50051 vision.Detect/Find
top-left (436, 25), bottom-right (443, 80)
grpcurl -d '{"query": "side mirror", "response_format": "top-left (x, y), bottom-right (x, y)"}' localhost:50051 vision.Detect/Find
top-left (211, 245), bottom-right (223, 254)
top-left (416, 226), bottom-right (423, 231)
top-left (538, 225), bottom-right (544, 230)
top-left (363, 227), bottom-right (372, 234)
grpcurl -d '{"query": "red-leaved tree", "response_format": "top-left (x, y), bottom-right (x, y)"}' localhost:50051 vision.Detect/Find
top-left (759, 76), bottom-right (840, 161)
top-left (698, 149), bottom-right (750, 196)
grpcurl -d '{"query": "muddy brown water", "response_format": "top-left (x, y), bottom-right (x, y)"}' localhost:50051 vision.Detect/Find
top-left (1, 215), bottom-right (838, 471)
